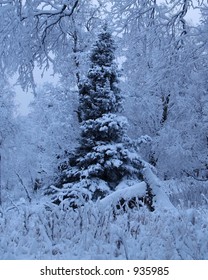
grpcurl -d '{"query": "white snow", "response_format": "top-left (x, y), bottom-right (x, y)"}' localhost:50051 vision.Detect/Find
top-left (98, 181), bottom-right (147, 211)
top-left (1, 181), bottom-right (208, 260)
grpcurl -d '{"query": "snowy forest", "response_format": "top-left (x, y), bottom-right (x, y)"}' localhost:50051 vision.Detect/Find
top-left (0, 0), bottom-right (208, 260)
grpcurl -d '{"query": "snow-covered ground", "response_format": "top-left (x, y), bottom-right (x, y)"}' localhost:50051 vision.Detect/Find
top-left (0, 178), bottom-right (208, 260)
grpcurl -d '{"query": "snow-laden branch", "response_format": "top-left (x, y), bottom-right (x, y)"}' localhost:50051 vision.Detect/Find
top-left (21, 0), bottom-right (79, 20)
top-left (98, 181), bottom-right (147, 211)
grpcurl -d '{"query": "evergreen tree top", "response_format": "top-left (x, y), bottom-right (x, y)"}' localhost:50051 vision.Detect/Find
top-left (78, 26), bottom-right (122, 123)
top-left (90, 26), bottom-right (116, 67)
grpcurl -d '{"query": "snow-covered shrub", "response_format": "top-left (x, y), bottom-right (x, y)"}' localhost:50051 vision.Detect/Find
top-left (0, 195), bottom-right (208, 259)
top-left (163, 178), bottom-right (208, 209)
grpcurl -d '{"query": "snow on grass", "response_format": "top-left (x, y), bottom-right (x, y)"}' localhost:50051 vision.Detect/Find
top-left (0, 178), bottom-right (208, 259)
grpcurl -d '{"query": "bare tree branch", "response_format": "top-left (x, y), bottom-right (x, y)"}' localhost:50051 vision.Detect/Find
top-left (15, 172), bottom-right (32, 202)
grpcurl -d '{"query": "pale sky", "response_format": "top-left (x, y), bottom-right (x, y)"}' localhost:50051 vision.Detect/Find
top-left (14, 68), bottom-right (58, 116)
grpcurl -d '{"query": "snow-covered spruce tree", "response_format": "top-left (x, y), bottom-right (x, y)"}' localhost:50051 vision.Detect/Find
top-left (52, 26), bottom-right (154, 210)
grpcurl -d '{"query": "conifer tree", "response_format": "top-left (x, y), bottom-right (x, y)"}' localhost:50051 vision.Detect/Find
top-left (52, 26), bottom-right (154, 209)
top-left (73, 25), bottom-right (140, 183)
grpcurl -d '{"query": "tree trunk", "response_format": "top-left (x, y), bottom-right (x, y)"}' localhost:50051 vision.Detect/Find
top-left (160, 94), bottom-right (170, 125)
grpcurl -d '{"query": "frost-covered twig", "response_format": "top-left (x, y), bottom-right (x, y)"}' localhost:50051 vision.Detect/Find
top-left (6, 196), bottom-right (20, 213)
top-left (201, 193), bottom-right (208, 204)
top-left (15, 172), bottom-right (32, 202)
top-left (184, 170), bottom-right (208, 182)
